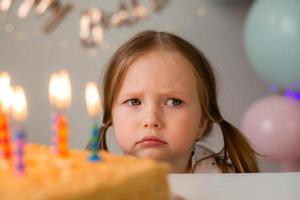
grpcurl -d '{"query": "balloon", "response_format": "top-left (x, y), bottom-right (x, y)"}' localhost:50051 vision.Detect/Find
top-left (241, 95), bottom-right (300, 161)
top-left (245, 0), bottom-right (300, 90)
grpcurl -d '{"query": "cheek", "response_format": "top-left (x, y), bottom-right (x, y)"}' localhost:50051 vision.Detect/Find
top-left (169, 121), bottom-right (197, 148)
top-left (166, 110), bottom-right (201, 149)
top-left (112, 107), bottom-right (137, 148)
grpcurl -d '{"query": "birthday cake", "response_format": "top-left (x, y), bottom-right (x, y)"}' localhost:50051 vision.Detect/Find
top-left (0, 143), bottom-right (170, 200)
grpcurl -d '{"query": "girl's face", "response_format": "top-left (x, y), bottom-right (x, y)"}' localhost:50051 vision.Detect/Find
top-left (111, 48), bottom-right (204, 172)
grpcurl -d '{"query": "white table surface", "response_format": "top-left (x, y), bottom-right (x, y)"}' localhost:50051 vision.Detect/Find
top-left (168, 173), bottom-right (300, 200)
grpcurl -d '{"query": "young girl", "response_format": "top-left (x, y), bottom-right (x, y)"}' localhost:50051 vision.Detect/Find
top-left (89, 30), bottom-right (259, 173)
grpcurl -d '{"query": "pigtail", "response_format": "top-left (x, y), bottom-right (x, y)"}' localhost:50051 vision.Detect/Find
top-left (98, 124), bottom-right (110, 150)
top-left (86, 122), bottom-right (111, 151)
top-left (219, 120), bottom-right (259, 173)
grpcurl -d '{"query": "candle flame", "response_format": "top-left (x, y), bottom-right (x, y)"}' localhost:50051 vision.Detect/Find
top-left (0, 71), bottom-right (12, 113)
top-left (85, 82), bottom-right (101, 117)
top-left (0, 71), bottom-right (11, 87)
top-left (12, 86), bottom-right (28, 122)
top-left (49, 71), bottom-right (71, 110)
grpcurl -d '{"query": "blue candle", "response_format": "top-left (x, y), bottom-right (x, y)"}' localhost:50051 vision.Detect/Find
top-left (89, 122), bottom-right (100, 161)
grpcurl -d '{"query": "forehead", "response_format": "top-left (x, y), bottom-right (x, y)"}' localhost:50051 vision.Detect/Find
top-left (119, 49), bottom-right (199, 93)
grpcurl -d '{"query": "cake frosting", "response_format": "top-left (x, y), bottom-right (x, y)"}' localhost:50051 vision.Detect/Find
top-left (0, 144), bottom-right (170, 200)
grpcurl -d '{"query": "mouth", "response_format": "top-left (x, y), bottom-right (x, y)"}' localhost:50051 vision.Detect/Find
top-left (136, 136), bottom-right (167, 147)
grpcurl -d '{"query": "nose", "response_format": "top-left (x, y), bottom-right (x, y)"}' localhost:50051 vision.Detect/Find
top-left (144, 121), bottom-right (160, 129)
top-left (143, 104), bottom-right (162, 129)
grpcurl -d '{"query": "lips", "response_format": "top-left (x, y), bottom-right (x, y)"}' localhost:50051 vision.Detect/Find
top-left (136, 136), bottom-right (167, 147)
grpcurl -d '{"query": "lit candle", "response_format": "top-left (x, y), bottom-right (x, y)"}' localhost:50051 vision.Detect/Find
top-left (11, 86), bottom-right (27, 176)
top-left (0, 71), bottom-right (13, 160)
top-left (85, 82), bottom-right (101, 161)
top-left (49, 71), bottom-right (71, 157)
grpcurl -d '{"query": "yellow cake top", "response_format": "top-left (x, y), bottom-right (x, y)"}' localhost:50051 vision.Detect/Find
top-left (0, 144), bottom-right (170, 200)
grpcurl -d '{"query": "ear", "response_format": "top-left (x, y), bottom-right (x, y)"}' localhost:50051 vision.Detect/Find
top-left (199, 118), bottom-right (208, 131)
top-left (196, 118), bottom-right (208, 139)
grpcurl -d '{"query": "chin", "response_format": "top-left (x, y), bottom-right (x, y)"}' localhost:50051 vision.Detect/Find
top-left (135, 148), bottom-right (169, 161)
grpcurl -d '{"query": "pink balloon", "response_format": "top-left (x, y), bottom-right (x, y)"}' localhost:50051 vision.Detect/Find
top-left (241, 95), bottom-right (300, 162)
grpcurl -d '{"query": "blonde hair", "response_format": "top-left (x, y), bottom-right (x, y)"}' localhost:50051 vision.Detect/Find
top-left (88, 30), bottom-right (259, 173)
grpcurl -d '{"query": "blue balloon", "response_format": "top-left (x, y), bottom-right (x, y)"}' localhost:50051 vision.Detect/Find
top-left (245, 0), bottom-right (300, 90)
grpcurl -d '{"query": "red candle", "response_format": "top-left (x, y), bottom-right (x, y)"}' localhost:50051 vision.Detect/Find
top-left (0, 111), bottom-right (12, 160)
top-left (0, 71), bottom-right (13, 160)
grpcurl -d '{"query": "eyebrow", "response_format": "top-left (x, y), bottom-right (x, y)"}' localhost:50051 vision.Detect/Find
top-left (118, 90), bottom-right (193, 98)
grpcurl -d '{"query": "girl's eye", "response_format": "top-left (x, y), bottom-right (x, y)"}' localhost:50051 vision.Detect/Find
top-left (166, 98), bottom-right (183, 107)
top-left (126, 98), bottom-right (141, 106)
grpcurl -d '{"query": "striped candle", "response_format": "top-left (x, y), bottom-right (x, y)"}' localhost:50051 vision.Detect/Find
top-left (11, 85), bottom-right (28, 176)
top-left (14, 129), bottom-right (26, 176)
top-left (51, 112), bottom-right (59, 154)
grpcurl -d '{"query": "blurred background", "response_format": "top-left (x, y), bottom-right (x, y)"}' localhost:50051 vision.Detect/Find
top-left (1, 0), bottom-right (300, 172)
